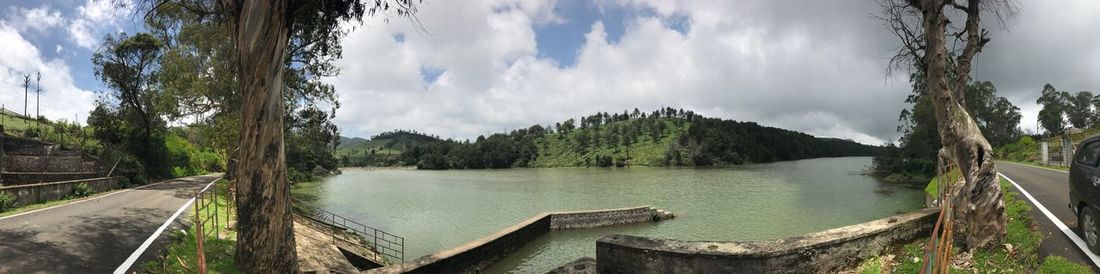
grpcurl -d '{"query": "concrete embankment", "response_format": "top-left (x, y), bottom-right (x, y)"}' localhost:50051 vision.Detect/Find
top-left (0, 176), bottom-right (124, 207)
top-left (594, 207), bottom-right (939, 273)
top-left (365, 206), bottom-right (674, 273)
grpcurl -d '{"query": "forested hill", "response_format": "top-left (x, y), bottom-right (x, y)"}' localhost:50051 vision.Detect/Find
top-left (339, 108), bottom-right (877, 169)
top-left (336, 130), bottom-right (443, 166)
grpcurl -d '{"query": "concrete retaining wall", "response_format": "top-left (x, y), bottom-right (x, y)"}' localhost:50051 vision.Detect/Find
top-left (595, 208), bottom-right (939, 274)
top-left (0, 177), bottom-right (123, 207)
top-left (0, 136), bottom-right (108, 185)
top-left (4, 155), bottom-right (99, 173)
top-left (365, 206), bottom-right (672, 274)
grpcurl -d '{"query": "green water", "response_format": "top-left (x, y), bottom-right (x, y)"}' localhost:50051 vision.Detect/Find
top-left (293, 157), bottom-right (924, 273)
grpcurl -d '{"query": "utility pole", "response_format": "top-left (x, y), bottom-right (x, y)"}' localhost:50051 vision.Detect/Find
top-left (36, 72), bottom-right (41, 132)
top-left (22, 74), bottom-right (29, 118)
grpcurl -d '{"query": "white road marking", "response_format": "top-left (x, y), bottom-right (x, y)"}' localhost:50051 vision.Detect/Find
top-left (0, 176), bottom-right (216, 222)
top-left (999, 172), bottom-right (1100, 267)
top-left (113, 177), bottom-right (220, 274)
top-left (999, 161), bottom-right (1070, 173)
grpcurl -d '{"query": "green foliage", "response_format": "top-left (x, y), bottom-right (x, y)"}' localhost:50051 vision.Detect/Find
top-left (164, 133), bottom-right (225, 178)
top-left (285, 105), bottom-right (340, 181)
top-left (118, 177), bottom-right (132, 188)
top-left (147, 4), bottom-right (347, 181)
top-left (995, 136), bottom-right (1040, 163)
top-left (873, 73), bottom-right (1020, 186)
top-left (856, 257), bottom-right (882, 274)
top-left (91, 32), bottom-right (176, 177)
top-left (966, 81), bottom-right (1023, 146)
top-left (141, 179), bottom-right (238, 273)
top-left (0, 192), bottom-right (17, 212)
top-left (336, 130), bottom-right (442, 166)
top-left (68, 183), bottom-right (92, 199)
top-left (1065, 91), bottom-right (1097, 129)
top-left (1037, 84), bottom-right (1069, 135)
top-left (399, 108), bottom-right (875, 170)
top-left (1001, 178), bottom-right (1043, 269)
top-left (1039, 256), bottom-right (1094, 274)
top-left (923, 168), bottom-right (961, 197)
top-left (132, 175), bottom-right (147, 186)
top-left (881, 178), bottom-right (1089, 273)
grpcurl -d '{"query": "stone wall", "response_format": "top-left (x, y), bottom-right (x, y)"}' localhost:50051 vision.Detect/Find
top-left (0, 177), bottom-right (123, 207)
top-left (4, 155), bottom-right (99, 173)
top-left (595, 208), bottom-right (939, 274)
top-left (365, 206), bottom-right (672, 274)
top-left (0, 135), bottom-right (108, 185)
top-left (550, 206), bottom-right (665, 229)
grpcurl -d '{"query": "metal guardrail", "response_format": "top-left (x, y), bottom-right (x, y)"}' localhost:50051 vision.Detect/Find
top-left (291, 198), bottom-right (404, 264)
top-left (192, 179), bottom-right (231, 274)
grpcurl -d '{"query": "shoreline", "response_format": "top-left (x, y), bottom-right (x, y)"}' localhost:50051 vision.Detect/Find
top-left (338, 166), bottom-right (419, 172)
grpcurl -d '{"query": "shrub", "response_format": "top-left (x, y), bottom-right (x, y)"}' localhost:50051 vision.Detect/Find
top-left (118, 177), bottom-right (132, 188)
top-left (70, 182), bottom-right (92, 199)
top-left (131, 175), bottom-right (147, 186)
top-left (0, 192), bottom-right (17, 212)
top-left (171, 166), bottom-right (193, 178)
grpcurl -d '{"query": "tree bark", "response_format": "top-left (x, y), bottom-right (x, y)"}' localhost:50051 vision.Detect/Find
top-left (224, 0), bottom-right (299, 272)
top-left (920, 0), bottom-right (1006, 251)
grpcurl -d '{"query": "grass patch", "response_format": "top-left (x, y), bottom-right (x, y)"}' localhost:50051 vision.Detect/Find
top-left (1040, 255), bottom-right (1094, 274)
top-left (0, 188), bottom-right (123, 218)
top-left (1005, 161), bottom-right (1070, 172)
top-left (140, 179), bottom-right (239, 274)
top-left (857, 177), bottom-right (1092, 273)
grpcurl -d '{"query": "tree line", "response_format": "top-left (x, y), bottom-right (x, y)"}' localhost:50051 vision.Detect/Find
top-left (1037, 84), bottom-right (1098, 136)
top-left (872, 71), bottom-right (1022, 186)
top-left (391, 108), bottom-right (877, 170)
top-left (87, 5), bottom-right (342, 182)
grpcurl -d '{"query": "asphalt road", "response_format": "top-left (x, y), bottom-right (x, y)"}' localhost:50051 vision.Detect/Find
top-left (0, 174), bottom-right (221, 274)
top-left (997, 161), bottom-right (1099, 271)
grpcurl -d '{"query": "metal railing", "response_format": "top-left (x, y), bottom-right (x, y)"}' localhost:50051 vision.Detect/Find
top-left (192, 179), bottom-right (230, 274)
top-left (291, 198), bottom-right (404, 264)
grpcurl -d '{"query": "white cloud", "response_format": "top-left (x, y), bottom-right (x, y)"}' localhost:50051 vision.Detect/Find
top-left (67, 0), bottom-right (134, 49)
top-left (0, 23), bottom-right (96, 124)
top-left (5, 6), bottom-right (64, 33)
top-left (67, 20), bottom-right (97, 49)
top-left (328, 0), bottom-right (1100, 145)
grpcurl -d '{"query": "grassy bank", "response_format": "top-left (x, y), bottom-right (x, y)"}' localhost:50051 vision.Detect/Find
top-left (140, 179), bottom-right (238, 274)
top-left (853, 177), bottom-right (1092, 273)
top-left (0, 188), bottom-right (108, 218)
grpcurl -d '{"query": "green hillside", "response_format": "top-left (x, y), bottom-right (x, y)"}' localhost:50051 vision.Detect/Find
top-left (0, 109), bottom-right (100, 151)
top-left (336, 130), bottom-right (442, 166)
top-left (390, 108), bottom-right (877, 169)
top-left (996, 127), bottom-right (1100, 165)
top-left (528, 118), bottom-right (687, 167)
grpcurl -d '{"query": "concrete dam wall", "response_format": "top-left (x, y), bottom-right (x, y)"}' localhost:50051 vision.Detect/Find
top-left (595, 207), bottom-right (939, 274)
top-left (365, 206), bottom-right (675, 273)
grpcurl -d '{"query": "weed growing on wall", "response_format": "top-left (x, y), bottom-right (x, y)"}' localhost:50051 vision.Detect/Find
top-left (68, 182), bottom-right (92, 199)
top-left (0, 192), bottom-right (17, 212)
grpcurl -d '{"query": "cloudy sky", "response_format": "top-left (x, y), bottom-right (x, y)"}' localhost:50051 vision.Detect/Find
top-left (1, 0), bottom-right (1098, 145)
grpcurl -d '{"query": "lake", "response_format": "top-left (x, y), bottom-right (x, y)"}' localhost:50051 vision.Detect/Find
top-left (291, 157), bottom-right (924, 273)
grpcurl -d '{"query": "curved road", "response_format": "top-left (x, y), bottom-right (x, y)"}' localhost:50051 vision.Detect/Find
top-left (997, 161), bottom-right (1099, 271)
top-left (0, 174), bottom-right (221, 274)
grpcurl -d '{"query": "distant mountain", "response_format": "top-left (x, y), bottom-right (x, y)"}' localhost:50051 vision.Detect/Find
top-left (337, 136), bottom-right (369, 150)
top-left (337, 108), bottom-right (879, 169)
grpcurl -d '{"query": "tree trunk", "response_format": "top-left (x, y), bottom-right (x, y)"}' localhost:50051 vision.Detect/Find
top-left (920, 0), bottom-right (1006, 251)
top-left (225, 0), bottom-right (298, 272)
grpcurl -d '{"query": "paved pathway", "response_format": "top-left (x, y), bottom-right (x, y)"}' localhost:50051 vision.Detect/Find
top-left (997, 161), bottom-right (1099, 271)
top-left (0, 174), bottom-right (221, 273)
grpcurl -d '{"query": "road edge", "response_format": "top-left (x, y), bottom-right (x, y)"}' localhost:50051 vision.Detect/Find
top-left (113, 175), bottom-right (221, 274)
top-left (999, 172), bottom-right (1100, 268)
top-left (0, 174), bottom-right (220, 222)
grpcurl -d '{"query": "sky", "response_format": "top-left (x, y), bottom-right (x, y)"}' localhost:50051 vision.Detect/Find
top-left (1, 0), bottom-right (1098, 145)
